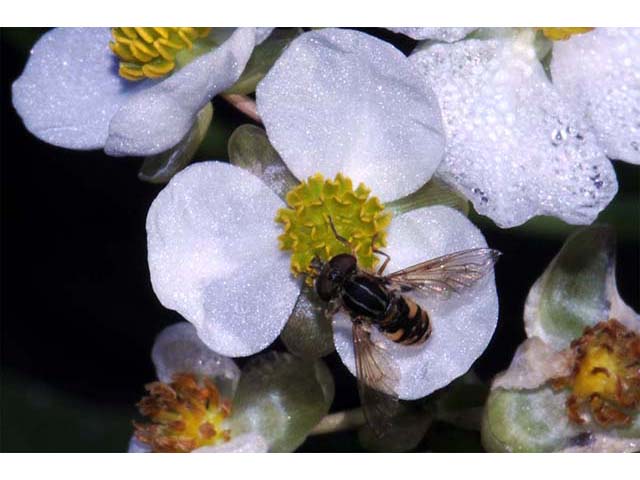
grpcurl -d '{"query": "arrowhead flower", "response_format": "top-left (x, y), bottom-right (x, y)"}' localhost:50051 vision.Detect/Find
top-left (12, 27), bottom-right (272, 157)
top-left (482, 226), bottom-right (640, 452)
top-left (146, 151), bottom-right (499, 400)
top-left (409, 28), bottom-right (640, 227)
top-left (129, 322), bottom-right (334, 453)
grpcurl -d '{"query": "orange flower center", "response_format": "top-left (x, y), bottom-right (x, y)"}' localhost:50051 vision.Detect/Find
top-left (550, 319), bottom-right (640, 427)
top-left (134, 373), bottom-right (231, 453)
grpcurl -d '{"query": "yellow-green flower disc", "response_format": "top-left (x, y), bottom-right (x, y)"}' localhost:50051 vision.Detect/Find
top-left (275, 173), bottom-right (392, 279)
top-left (110, 27), bottom-right (211, 81)
top-left (538, 27), bottom-right (594, 41)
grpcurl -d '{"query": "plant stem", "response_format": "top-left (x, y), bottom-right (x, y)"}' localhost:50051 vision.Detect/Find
top-left (221, 93), bottom-right (262, 124)
top-left (310, 407), bottom-right (366, 435)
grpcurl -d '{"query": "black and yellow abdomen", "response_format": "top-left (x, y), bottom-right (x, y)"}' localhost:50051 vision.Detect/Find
top-left (378, 295), bottom-right (431, 345)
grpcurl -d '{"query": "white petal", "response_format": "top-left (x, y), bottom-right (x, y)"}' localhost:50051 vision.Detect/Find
top-left (12, 28), bottom-right (144, 150)
top-left (388, 27), bottom-right (475, 42)
top-left (105, 28), bottom-right (260, 156)
top-left (147, 162), bottom-right (299, 357)
top-left (257, 28), bottom-right (445, 202)
top-left (411, 33), bottom-right (618, 228)
top-left (127, 436), bottom-right (151, 453)
top-left (333, 206), bottom-right (499, 400)
top-left (152, 322), bottom-right (241, 399)
top-left (551, 28), bottom-right (640, 165)
top-left (194, 432), bottom-right (269, 453)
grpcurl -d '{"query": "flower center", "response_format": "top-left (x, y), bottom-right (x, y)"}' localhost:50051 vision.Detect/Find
top-left (537, 27), bottom-right (594, 41)
top-left (134, 373), bottom-right (231, 453)
top-left (550, 319), bottom-right (640, 427)
top-left (275, 173), bottom-right (392, 281)
top-left (110, 27), bottom-right (212, 81)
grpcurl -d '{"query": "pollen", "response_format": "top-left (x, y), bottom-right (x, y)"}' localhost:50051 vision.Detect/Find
top-left (537, 27), bottom-right (594, 41)
top-left (109, 27), bottom-right (212, 81)
top-left (275, 173), bottom-right (392, 282)
top-left (134, 373), bottom-right (231, 453)
top-left (550, 319), bottom-right (640, 428)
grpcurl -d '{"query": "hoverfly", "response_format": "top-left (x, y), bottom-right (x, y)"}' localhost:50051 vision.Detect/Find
top-left (312, 218), bottom-right (500, 437)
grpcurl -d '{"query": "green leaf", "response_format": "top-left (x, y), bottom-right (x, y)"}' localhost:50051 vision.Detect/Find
top-left (386, 177), bottom-right (469, 217)
top-left (228, 124), bottom-right (299, 199)
top-left (281, 285), bottom-right (335, 359)
top-left (138, 103), bottom-right (213, 184)
top-left (524, 225), bottom-right (616, 350)
top-left (229, 351), bottom-right (334, 452)
top-left (225, 28), bottom-right (302, 95)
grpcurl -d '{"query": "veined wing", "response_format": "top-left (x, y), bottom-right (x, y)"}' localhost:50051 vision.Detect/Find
top-left (384, 248), bottom-right (500, 298)
top-left (352, 320), bottom-right (401, 438)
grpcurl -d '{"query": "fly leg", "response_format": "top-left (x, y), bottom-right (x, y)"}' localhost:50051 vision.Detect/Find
top-left (370, 232), bottom-right (391, 275)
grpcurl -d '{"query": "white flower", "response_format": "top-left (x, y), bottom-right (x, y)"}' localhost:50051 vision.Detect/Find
top-left (388, 28), bottom-right (476, 42)
top-left (256, 28), bottom-right (446, 202)
top-left (146, 160), bottom-right (499, 400)
top-left (12, 27), bottom-right (272, 157)
top-left (409, 28), bottom-right (639, 227)
top-left (129, 322), bottom-right (333, 453)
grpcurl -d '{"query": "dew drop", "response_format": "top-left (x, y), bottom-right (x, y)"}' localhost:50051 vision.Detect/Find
top-left (550, 127), bottom-right (568, 146)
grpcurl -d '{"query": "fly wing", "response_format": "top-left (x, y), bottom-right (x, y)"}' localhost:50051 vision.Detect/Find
top-left (384, 248), bottom-right (500, 299)
top-left (352, 320), bottom-right (401, 438)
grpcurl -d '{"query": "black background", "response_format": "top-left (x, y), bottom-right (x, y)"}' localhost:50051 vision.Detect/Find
top-left (1, 28), bottom-right (638, 452)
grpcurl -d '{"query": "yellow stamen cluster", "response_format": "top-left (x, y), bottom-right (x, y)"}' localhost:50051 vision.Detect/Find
top-left (110, 27), bottom-right (211, 81)
top-left (275, 173), bottom-right (392, 281)
top-left (134, 373), bottom-right (231, 453)
top-left (550, 319), bottom-right (640, 427)
top-left (537, 28), bottom-right (594, 41)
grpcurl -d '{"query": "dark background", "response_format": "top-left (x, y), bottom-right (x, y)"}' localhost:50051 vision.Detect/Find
top-left (1, 28), bottom-right (638, 452)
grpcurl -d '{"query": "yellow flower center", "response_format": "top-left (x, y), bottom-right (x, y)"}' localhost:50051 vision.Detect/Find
top-left (550, 319), bottom-right (640, 427)
top-left (275, 173), bottom-right (392, 281)
top-left (110, 27), bottom-right (212, 81)
top-left (537, 27), bottom-right (594, 41)
top-left (134, 373), bottom-right (231, 453)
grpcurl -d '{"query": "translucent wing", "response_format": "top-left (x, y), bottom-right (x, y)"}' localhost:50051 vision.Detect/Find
top-left (384, 248), bottom-right (500, 298)
top-left (352, 320), bottom-right (401, 438)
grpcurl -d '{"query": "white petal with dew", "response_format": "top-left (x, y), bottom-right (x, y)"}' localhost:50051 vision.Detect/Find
top-left (105, 28), bottom-right (260, 156)
top-left (388, 27), bottom-right (476, 42)
top-left (492, 337), bottom-right (573, 390)
top-left (127, 436), bottom-right (151, 453)
top-left (194, 432), bottom-right (269, 453)
top-left (12, 28), bottom-right (144, 150)
top-left (146, 162), bottom-right (299, 357)
top-left (411, 32), bottom-right (618, 227)
top-left (257, 28), bottom-right (445, 202)
top-left (152, 322), bottom-right (241, 399)
top-left (551, 28), bottom-right (640, 165)
top-left (334, 206), bottom-right (499, 400)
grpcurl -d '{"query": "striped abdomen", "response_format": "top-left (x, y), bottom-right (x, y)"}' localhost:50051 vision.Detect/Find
top-left (341, 274), bottom-right (390, 320)
top-left (378, 295), bottom-right (431, 345)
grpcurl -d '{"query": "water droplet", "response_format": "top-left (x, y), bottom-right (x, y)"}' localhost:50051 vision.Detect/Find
top-left (551, 127), bottom-right (568, 146)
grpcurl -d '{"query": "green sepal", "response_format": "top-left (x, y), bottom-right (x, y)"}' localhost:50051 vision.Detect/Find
top-left (225, 28), bottom-right (302, 95)
top-left (524, 225), bottom-right (616, 350)
top-left (228, 124), bottom-right (299, 200)
top-left (386, 177), bottom-right (469, 217)
top-left (357, 401), bottom-right (435, 452)
top-left (229, 351), bottom-right (334, 452)
top-left (138, 103), bottom-right (213, 184)
top-left (281, 285), bottom-right (335, 359)
top-left (482, 387), bottom-right (577, 452)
